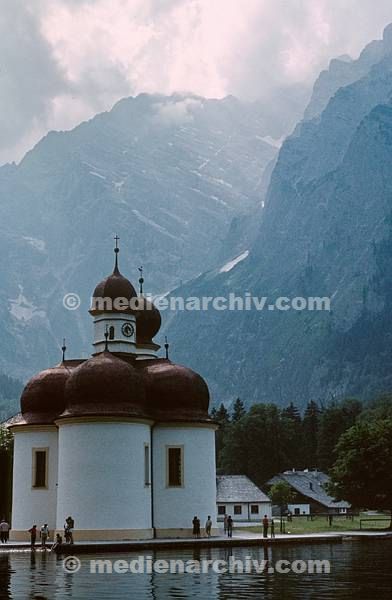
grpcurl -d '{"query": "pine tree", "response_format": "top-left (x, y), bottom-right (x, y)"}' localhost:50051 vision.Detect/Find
top-left (281, 402), bottom-right (303, 468)
top-left (213, 403), bottom-right (231, 470)
top-left (215, 403), bottom-right (230, 424)
top-left (302, 400), bottom-right (320, 468)
top-left (282, 402), bottom-right (301, 423)
top-left (232, 398), bottom-right (246, 422)
top-left (220, 404), bottom-right (288, 486)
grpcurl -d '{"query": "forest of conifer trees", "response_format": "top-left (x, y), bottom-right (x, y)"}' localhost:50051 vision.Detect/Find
top-left (212, 395), bottom-right (392, 489)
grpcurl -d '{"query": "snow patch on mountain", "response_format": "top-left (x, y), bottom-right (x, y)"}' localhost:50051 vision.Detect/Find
top-left (114, 180), bottom-right (125, 190)
top-left (219, 250), bottom-right (249, 273)
top-left (9, 288), bottom-right (46, 322)
top-left (89, 171), bottom-right (106, 180)
top-left (23, 237), bottom-right (46, 252)
top-left (259, 135), bottom-right (284, 148)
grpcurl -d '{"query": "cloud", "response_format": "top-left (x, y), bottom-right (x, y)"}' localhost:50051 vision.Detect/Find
top-left (152, 98), bottom-right (203, 126)
top-left (2, 0), bottom-right (392, 164)
top-left (0, 1), bottom-right (67, 164)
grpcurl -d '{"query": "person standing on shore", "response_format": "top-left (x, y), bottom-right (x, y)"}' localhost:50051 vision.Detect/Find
top-left (223, 514), bottom-right (228, 535)
top-left (262, 515), bottom-right (269, 538)
top-left (205, 516), bottom-right (212, 537)
top-left (270, 519), bottom-right (275, 538)
top-left (64, 520), bottom-right (70, 543)
top-left (64, 516), bottom-right (75, 544)
top-left (40, 523), bottom-right (49, 549)
top-left (0, 519), bottom-right (10, 543)
top-left (227, 515), bottom-right (233, 538)
top-left (68, 516), bottom-right (75, 544)
top-left (28, 525), bottom-right (37, 550)
top-left (195, 517), bottom-right (201, 538)
top-left (192, 516), bottom-right (198, 539)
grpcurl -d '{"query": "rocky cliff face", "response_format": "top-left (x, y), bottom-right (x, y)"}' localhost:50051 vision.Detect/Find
top-left (164, 27), bottom-right (392, 409)
top-left (0, 93), bottom-right (277, 384)
top-left (304, 24), bottom-right (392, 123)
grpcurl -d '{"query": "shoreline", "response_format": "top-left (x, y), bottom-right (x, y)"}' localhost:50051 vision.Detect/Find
top-left (1, 531), bottom-right (391, 554)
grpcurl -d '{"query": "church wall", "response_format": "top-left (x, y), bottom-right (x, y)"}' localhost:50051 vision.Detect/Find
top-left (56, 421), bottom-right (152, 538)
top-left (10, 428), bottom-right (58, 538)
top-left (152, 425), bottom-right (217, 534)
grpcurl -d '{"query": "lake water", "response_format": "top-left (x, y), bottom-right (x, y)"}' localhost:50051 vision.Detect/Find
top-left (1, 540), bottom-right (391, 599)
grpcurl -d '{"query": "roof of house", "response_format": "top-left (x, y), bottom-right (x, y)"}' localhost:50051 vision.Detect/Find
top-left (216, 475), bottom-right (271, 503)
top-left (268, 470), bottom-right (350, 509)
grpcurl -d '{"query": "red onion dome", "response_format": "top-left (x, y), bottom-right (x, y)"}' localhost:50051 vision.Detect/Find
top-left (143, 359), bottom-right (210, 420)
top-left (136, 296), bottom-right (162, 344)
top-left (90, 263), bottom-right (137, 316)
top-left (61, 352), bottom-right (146, 419)
top-left (21, 364), bottom-right (73, 425)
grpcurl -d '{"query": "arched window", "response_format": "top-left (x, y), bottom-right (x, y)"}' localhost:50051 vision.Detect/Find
top-left (109, 326), bottom-right (115, 340)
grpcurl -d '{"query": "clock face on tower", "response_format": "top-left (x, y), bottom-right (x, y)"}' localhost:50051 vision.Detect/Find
top-left (121, 322), bottom-right (135, 338)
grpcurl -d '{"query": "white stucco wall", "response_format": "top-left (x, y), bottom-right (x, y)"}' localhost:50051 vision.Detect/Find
top-left (134, 347), bottom-right (158, 359)
top-left (288, 503), bottom-right (310, 515)
top-left (217, 501), bottom-right (272, 522)
top-left (56, 422), bottom-right (152, 532)
top-left (152, 425), bottom-right (217, 530)
top-left (11, 429), bottom-right (58, 533)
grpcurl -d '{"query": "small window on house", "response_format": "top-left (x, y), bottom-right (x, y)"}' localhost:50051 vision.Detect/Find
top-left (251, 504), bottom-right (259, 514)
top-left (167, 446), bottom-right (183, 487)
top-left (144, 444), bottom-right (150, 486)
top-left (109, 326), bottom-right (115, 340)
top-left (234, 505), bottom-right (242, 515)
top-left (32, 449), bottom-right (48, 488)
top-left (218, 505), bottom-right (226, 515)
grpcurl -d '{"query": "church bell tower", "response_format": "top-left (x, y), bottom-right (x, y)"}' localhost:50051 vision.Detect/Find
top-left (89, 236), bottom-right (138, 355)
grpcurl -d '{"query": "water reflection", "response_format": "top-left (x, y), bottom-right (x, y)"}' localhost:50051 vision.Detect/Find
top-left (0, 554), bottom-right (11, 599)
top-left (0, 540), bottom-right (391, 599)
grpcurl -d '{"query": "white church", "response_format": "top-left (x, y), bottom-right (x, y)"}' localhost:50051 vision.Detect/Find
top-left (8, 243), bottom-right (218, 541)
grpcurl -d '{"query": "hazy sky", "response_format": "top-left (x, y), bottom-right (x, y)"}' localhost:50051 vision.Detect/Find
top-left (2, 0), bottom-right (392, 165)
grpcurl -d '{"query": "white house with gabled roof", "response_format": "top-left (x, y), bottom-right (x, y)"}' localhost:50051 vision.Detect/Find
top-left (216, 475), bottom-right (272, 522)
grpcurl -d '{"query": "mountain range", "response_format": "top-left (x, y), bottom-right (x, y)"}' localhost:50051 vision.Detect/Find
top-left (3, 26), bottom-right (392, 415)
top-left (0, 93), bottom-right (277, 388)
top-left (164, 24), bottom-right (392, 409)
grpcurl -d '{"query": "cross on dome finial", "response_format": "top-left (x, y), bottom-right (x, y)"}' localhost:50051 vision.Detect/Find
top-left (138, 266), bottom-right (144, 295)
top-left (164, 336), bottom-right (170, 360)
top-left (61, 338), bottom-right (67, 362)
top-left (113, 235), bottom-right (120, 273)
